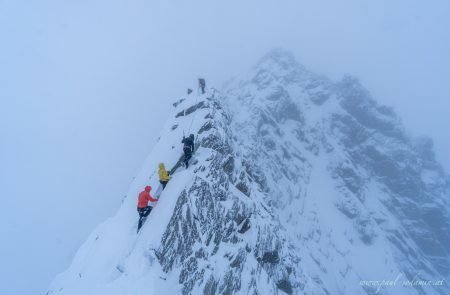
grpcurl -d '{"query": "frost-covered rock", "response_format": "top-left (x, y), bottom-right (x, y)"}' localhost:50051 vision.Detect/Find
top-left (47, 49), bottom-right (450, 295)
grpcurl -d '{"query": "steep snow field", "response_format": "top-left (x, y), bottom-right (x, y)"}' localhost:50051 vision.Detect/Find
top-left (47, 94), bottom-right (209, 294)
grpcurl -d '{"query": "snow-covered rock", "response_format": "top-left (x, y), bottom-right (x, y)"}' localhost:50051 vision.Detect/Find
top-left (47, 49), bottom-right (450, 295)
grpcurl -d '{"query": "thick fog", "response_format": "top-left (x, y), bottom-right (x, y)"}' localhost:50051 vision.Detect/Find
top-left (1, 0), bottom-right (449, 294)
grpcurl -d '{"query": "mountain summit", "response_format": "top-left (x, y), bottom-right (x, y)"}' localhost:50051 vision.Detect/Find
top-left (47, 50), bottom-right (449, 295)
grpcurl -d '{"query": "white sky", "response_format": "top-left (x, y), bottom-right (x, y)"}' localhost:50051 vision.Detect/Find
top-left (1, 0), bottom-right (449, 294)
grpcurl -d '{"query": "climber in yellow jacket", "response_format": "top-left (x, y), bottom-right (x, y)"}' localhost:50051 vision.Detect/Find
top-left (158, 163), bottom-right (171, 190)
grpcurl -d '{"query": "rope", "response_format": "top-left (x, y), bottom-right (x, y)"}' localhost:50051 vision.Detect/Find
top-left (187, 92), bottom-right (200, 135)
top-left (148, 170), bottom-right (156, 181)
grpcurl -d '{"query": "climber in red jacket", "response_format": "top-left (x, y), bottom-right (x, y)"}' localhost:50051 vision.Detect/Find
top-left (137, 185), bottom-right (158, 232)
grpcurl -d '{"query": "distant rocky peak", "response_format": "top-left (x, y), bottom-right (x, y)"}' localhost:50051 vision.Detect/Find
top-left (249, 48), bottom-right (315, 87)
top-left (255, 48), bottom-right (300, 71)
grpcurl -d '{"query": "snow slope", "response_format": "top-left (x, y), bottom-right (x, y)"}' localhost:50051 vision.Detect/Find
top-left (47, 50), bottom-right (450, 295)
top-left (47, 93), bottom-right (212, 294)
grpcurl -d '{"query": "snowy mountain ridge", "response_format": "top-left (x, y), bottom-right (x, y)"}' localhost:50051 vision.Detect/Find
top-left (47, 49), bottom-right (450, 295)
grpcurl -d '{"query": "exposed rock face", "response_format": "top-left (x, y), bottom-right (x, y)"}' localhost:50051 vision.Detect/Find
top-left (47, 50), bottom-right (450, 295)
top-left (152, 50), bottom-right (449, 294)
top-left (154, 91), bottom-right (303, 294)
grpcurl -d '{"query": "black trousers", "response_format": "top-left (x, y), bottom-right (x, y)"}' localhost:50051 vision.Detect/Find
top-left (160, 180), bottom-right (168, 190)
top-left (183, 148), bottom-right (192, 168)
top-left (137, 206), bottom-right (152, 231)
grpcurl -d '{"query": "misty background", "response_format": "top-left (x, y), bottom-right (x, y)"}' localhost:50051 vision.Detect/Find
top-left (1, 0), bottom-right (449, 294)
